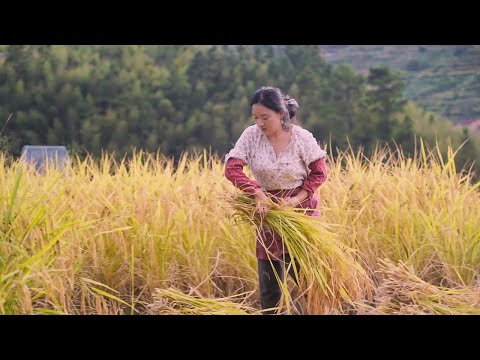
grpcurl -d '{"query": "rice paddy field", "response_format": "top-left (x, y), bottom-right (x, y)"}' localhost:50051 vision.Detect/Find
top-left (1, 142), bottom-right (479, 315)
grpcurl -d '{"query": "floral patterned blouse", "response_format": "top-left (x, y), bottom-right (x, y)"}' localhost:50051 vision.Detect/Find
top-left (225, 125), bottom-right (326, 190)
top-left (225, 124), bottom-right (328, 260)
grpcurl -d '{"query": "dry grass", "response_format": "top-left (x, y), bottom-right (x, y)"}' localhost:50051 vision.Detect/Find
top-left (1, 143), bottom-right (479, 314)
top-left (358, 259), bottom-right (480, 314)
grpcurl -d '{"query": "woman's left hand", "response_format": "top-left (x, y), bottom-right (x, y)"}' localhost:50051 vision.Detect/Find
top-left (279, 196), bottom-right (300, 208)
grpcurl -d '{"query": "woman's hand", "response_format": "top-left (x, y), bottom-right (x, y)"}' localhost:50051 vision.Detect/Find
top-left (253, 189), bottom-right (271, 219)
top-left (256, 201), bottom-right (269, 219)
top-left (278, 196), bottom-right (300, 208)
top-left (278, 189), bottom-right (309, 208)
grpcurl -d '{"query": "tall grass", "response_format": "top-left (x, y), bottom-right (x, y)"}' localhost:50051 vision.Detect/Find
top-left (0, 143), bottom-right (478, 314)
top-left (323, 141), bottom-right (480, 289)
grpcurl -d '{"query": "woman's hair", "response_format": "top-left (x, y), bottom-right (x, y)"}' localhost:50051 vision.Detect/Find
top-left (250, 86), bottom-right (299, 131)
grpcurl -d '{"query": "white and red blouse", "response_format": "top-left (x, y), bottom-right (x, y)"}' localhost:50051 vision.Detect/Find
top-left (224, 124), bottom-right (328, 260)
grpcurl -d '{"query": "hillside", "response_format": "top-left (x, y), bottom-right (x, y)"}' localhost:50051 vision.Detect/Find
top-left (319, 45), bottom-right (480, 123)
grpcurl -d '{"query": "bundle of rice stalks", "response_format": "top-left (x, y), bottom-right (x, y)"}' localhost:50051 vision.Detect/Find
top-left (228, 194), bottom-right (373, 314)
top-left (360, 259), bottom-right (480, 315)
top-left (149, 287), bottom-right (261, 315)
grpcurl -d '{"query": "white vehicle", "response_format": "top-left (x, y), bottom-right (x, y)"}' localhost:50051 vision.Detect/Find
top-left (20, 145), bottom-right (70, 174)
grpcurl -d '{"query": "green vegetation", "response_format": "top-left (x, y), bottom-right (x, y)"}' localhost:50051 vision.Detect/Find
top-left (0, 45), bottom-right (478, 175)
top-left (319, 45), bottom-right (480, 122)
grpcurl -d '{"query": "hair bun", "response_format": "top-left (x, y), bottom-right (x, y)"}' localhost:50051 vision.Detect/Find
top-left (284, 96), bottom-right (299, 109)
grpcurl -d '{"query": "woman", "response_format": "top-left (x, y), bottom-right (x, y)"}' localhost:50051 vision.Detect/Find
top-left (224, 86), bottom-right (328, 314)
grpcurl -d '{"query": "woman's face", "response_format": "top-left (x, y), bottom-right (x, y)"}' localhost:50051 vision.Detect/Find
top-left (252, 103), bottom-right (284, 137)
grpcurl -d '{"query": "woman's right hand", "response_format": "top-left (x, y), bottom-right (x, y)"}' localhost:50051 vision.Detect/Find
top-left (253, 189), bottom-right (270, 219)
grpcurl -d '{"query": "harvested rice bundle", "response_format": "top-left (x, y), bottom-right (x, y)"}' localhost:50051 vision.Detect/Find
top-left (150, 287), bottom-right (261, 315)
top-left (229, 194), bottom-right (373, 313)
top-left (360, 259), bottom-right (480, 315)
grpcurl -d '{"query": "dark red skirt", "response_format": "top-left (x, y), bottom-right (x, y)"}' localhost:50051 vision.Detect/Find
top-left (256, 186), bottom-right (320, 260)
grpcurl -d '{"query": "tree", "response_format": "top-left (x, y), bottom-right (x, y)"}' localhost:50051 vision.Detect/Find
top-left (394, 115), bottom-right (415, 155)
top-left (367, 66), bottom-right (407, 142)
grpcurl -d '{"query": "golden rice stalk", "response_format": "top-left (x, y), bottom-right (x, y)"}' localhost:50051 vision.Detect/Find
top-left (228, 194), bottom-right (373, 313)
top-left (149, 287), bottom-right (261, 315)
top-left (359, 259), bottom-right (480, 314)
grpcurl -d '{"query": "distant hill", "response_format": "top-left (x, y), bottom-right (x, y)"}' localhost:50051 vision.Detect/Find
top-left (318, 45), bottom-right (480, 123)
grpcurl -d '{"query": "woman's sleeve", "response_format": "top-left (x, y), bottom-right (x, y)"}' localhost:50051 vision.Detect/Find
top-left (224, 157), bottom-right (261, 195)
top-left (301, 130), bottom-right (327, 167)
top-left (225, 127), bottom-right (252, 164)
top-left (302, 157), bottom-right (328, 197)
